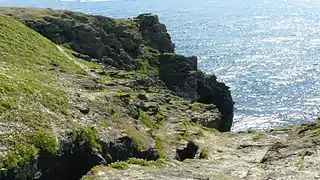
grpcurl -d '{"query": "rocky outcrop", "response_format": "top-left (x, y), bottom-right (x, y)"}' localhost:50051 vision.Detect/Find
top-left (196, 72), bottom-right (234, 132)
top-left (159, 54), bottom-right (199, 100)
top-left (137, 13), bottom-right (174, 53)
top-left (6, 10), bottom-right (173, 71)
top-left (159, 53), bottom-right (234, 132)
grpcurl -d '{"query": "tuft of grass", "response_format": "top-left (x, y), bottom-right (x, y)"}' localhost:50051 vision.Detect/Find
top-left (177, 123), bottom-right (190, 141)
top-left (199, 148), bottom-right (209, 159)
top-left (251, 133), bottom-right (264, 142)
top-left (115, 92), bottom-right (132, 103)
top-left (108, 161), bottom-right (129, 170)
top-left (137, 59), bottom-right (150, 75)
top-left (98, 119), bottom-right (111, 128)
top-left (108, 158), bottom-right (164, 170)
top-left (122, 123), bottom-right (149, 151)
top-left (300, 150), bottom-right (314, 161)
top-left (193, 122), bottom-right (220, 135)
top-left (155, 136), bottom-right (166, 159)
top-left (139, 110), bottom-right (158, 129)
top-left (127, 158), bottom-right (164, 166)
top-left (191, 102), bottom-right (208, 111)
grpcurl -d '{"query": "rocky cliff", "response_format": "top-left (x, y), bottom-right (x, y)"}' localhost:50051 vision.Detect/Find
top-left (0, 7), bottom-right (318, 180)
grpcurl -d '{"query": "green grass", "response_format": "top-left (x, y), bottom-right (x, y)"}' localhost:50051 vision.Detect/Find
top-left (0, 15), bottom-right (83, 73)
top-left (108, 161), bottom-right (129, 170)
top-left (126, 158), bottom-right (164, 166)
top-left (191, 102), bottom-right (208, 111)
top-left (0, 15), bottom-right (82, 118)
top-left (199, 148), bottom-right (209, 159)
top-left (0, 15), bottom-right (85, 171)
top-left (122, 122), bottom-right (149, 151)
top-left (0, 130), bottom-right (58, 170)
top-left (139, 110), bottom-right (158, 129)
top-left (108, 158), bottom-right (164, 170)
top-left (300, 150), bottom-right (313, 161)
top-left (251, 133), bottom-right (264, 142)
top-left (155, 136), bottom-right (166, 159)
top-left (177, 123), bottom-right (190, 141)
top-left (72, 127), bottom-right (102, 152)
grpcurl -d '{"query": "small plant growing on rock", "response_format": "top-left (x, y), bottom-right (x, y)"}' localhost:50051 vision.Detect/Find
top-left (108, 161), bottom-right (129, 170)
top-left (108, 158), bottom-right (164, 170)
top-left (72, 127), bottom-right (102, 152)
top-left (199, 148), bottom-right (209, 159)
top-left (139, 109), bottom-right (158, 129)
top-left (251, 133), bottom-right (264, 142)
top-left (191, 102), bottom-right (207, 111)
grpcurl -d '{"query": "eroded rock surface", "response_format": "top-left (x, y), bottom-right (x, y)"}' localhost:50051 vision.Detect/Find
top-left (159, 53), bottom-right (234, 131)
top-left (83, 124), bottom-right (320, 180)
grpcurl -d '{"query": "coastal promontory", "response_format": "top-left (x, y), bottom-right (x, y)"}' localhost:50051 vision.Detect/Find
top-left (0, 7), bottom-right (319, 180)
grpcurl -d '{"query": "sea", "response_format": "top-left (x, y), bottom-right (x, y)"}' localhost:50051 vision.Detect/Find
top-left (1, 0), bottom-right (320, 131)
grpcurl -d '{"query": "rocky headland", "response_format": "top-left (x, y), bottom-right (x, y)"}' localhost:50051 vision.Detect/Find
top-left (0, 7), bottom-right (319, 180)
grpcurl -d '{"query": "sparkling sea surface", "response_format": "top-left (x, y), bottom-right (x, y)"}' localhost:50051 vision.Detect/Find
top-left (1, 0), bottom-right (320, 131)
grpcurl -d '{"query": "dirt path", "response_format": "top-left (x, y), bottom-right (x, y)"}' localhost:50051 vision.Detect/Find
top-left (56, 45), bottom-right (98, 78)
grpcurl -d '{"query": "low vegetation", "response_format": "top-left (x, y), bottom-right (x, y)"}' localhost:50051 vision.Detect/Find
top-left (0, 130), bottom-right (58, 171)
top-left (199, 148), bottom-right (209, 159)
top-left (108, 158), bottom-right (164, 170)
top-left (251, 133), bottom-right (264, 142)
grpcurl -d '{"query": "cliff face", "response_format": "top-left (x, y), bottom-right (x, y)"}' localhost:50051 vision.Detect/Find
top-left (159, 54), bottom-right (234, 131)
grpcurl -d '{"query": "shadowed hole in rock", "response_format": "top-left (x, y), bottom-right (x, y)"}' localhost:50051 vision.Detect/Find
top-left (1, 136), bottom-right (159, 180)
top-left (175, 141), bottom-right (199, 161)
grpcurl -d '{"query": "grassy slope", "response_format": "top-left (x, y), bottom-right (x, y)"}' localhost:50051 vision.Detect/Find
top-left (0, 15), bottom-right (84, 169)
top-left (0, 14), bottom-right (83, 123)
